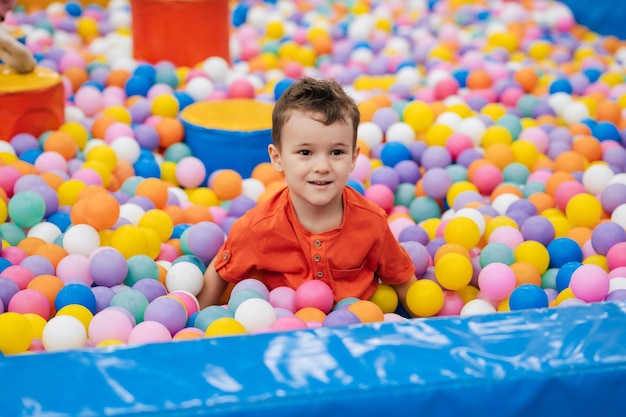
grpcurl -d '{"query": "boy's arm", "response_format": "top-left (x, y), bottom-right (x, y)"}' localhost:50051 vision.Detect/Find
top-left (196, 257), bottom-right (229, 309)
top-left (0, 29), bottom-right (36, 74)
top-left (391, 275), bottom-right (418, 318)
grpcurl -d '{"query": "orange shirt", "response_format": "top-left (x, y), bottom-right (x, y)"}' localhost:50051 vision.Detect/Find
top-left (214, 186), bottom-right (416, 302)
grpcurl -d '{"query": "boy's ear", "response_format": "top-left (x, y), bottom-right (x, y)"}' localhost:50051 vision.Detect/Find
top-left (268, 144), bottom-right (284, 172)
top-left (349, 145), bottom-right (360, 172)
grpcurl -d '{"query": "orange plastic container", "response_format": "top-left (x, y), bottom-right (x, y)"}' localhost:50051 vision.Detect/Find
top-left (131, 0), bottom-right (230, 67)
top-left (0, 65), bottom-right (65, 141)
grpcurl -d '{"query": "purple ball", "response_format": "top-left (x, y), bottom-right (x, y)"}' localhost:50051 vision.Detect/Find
top-left (452, 191), bottom-right (484, 211)
top-left (506, 199), bottom-right (537, 217)
top-left (133, 124), bottom-right (160, 150)
top-left (129, 99), bottom-right (153, 124)
top-left (426, 237), bottom-right (446, 260)
top-left (401, 241), bottom-right (431, 277)
top-left (420, 146), bottom-right (452, 170)
top-left (143, 296), bottom-right (188, 335)
top-left (372, 108), bottom-right (400, 132)
top-left (394, 160), bottom-right (421, 184)
top-left (232, 278), bottom-right (270, 300)
top-left (0, 277), bottom-right (20, 307)
top-left (132, 278), bottom-right (168, 302)
top-left (408, 141), bottom-right (428, 163)
top-left (456, 148), bottom-right (483, 168)
top-left (601, 183), bottom-right (626, 213)
top-left (421, 168), bottom-right (452, 199)
top-left (370, 166), bottom-right (401, 191)
top-left (127, 195), bottom-right (156, 211)
top-left (591, 221), bottom-right (626, 256)
top-left (20, 255), bottom-right (54, 277)
top-left (92, 286), bottom-right (115, 313)
top-left (605, 289), bottom-right (626, 302)
top-left (13, 174), bottom-right (46, 193)
top-left (547, 141), bottom-right (571, 160)
top-left (397, 225), bottom-right (430, 245)
top-left (322, 309), bottom-right (361, 327)
top-left (520, 216), bottom-right (555, 246)
top-left (31, 184), bottom-right (60, 217)
top-left (10, 133), bottom-right (39, 156)
top-left (89, 248), bottom-right (129, 287)
top-left (186, 221), bottom-right (225, 260)
top-left (548, 127), bottom-right (573, 145)
top-left (228, 196), bottom-right (257, 218)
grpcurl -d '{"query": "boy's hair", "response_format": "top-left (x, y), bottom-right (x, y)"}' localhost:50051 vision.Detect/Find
top-left (272, 77), bottom-right (360, 149)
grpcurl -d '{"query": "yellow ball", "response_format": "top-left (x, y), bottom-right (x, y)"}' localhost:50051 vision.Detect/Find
top-left (546, 214), bottom-right (572, 238)
top-left (511, 140), bottom-right (540, 168)
top-left (555, 288), bottom-right (576, 305)
top-left (138, 209), bottom-right (174, 242)
top-left (484, 216), bottom-right (519, 241)
top-left (434, 252), bottom-right (473, 290)
top-left (583, 254), bottom-right (608, 271)
top-left (103, 105), bottom-right (132, 124)
top-left (0, 200), bottom-right (7, 225)
top-left (446, 181), bottom-right (479, 208)
top-left (111, 225), bottom-right (149, 259)
top-left (57, 179), bottom-right (87, 206)
top-left (481, 125), bottom-right (513, 147)
top-left (266, 20), bottom-right (285, 39)
top-left (187, 187), bottom-right (220, 207)
top-left (455, 285), bottom-right (479, 304)
top-left (403, 100), bottom-right (434, 134)
top-left (56, 304), bottom-right (94, 333)
top-left (406, 279), bottom-right (444, 317)
top-left (425, 123), bottom-right (453, 147)
top-left (420, 218), bottom-right (441, 241)
top-left (60, 121), bottom-right (90, 150)
top-left (23, 313), bottom-right (47, 339)
top-left (161, 161), bottom-right (179, 185)
top-left (76, 16), bottom-right (99, 40)
top-left (205, 317), bottom-right (247, 337)
top-left (151, 94), bottom-right (180, 118)
top-left (368, 283), bottom-right (398, 314)
top-left (565, 193), bottom-right (602, 228)
top-left (141, 227), bottom-right (162, 260)
top-left (97, 339), bottom-right (125, 348)
top-left (514, 240), bottom-right (550, 274)
top-left (443, 217), bottom-right (480, 250)
top-left (82, 160), bottom-right (112, 187)
top-left (481, 103), bottom-right (507, 121)
top-left (0, 312), bottom-right (34, 355)
top-left (86, 145), bottom-right (118, 171)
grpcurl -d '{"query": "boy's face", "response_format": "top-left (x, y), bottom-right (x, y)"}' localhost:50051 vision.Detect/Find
top-left (268, 110), bottom-right (359, 213)
top-left (0, 0), bottom-right (16, 22)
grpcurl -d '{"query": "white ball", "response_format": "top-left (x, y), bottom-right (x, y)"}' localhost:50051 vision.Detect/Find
top-left (357, 122), bottom-right (384, 149)
top-left (348, 15), bottom-right (375, 41)
top-left (185, 77), bottom-right (214, 102)
top-left (111, 136), bottom-right (141, 164)
top-left (460, 299), bottom-right (497, 317)
top-left (64, 106), bottom-right (86, 122)
top-left (84, 138), bottom-right (107, 152)
top-left (165, 262), bottom-right (204, 296)
top-left (455, 207), bottom-right (486, 236)
top-left (241, 178), bottom-right (265, 202)
top-left (395, 66), bottom-right (422, 89)
top-left (119, 203), bottom-right (145, 225)
top-left (491, 193), bottom-right (521, 216)
top-left (385, 122), bottom-right (416, 145)
top-left (63, 224), bottom-right (100, 256)
top-left (456, 117), bottom-right (486, 146)
top-left (562, 101), bottom-right (589, 125)
top-left (609, 277), bottom-right (626, 293)
top-left (27, 222), bottom-right (62, 243)
top-left (42, 316), bottom-right (87, 352)
top-left (202, 56), bottom-right (230, 82)
top-left (436, 111), bottom-right (462, 130)
top-left (548, 92), bottom-right (573, 117)
top-left (608, 173), bottom-right (626, 186)
top-left (234, 298), bottom-right (276, 332)
top-left (611, 204), bottom-right (626, 229)
top-left (582, 163), bottom-right (615, 195)
top-left (350, 47), bottom-right (375, 65)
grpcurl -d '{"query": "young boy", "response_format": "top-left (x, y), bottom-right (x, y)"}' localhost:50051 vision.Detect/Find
top-left (197, 77), bottom-right (417, 313)
top-left (0, 0), bottom-right (36, 74)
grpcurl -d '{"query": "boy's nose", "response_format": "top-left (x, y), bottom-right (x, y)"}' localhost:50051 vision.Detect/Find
top-left (313, 155), bottom-right (330, 172)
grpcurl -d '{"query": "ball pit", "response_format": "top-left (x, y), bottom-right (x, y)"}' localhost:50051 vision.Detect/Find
top-left (2, 0), bottom-right (626, 414)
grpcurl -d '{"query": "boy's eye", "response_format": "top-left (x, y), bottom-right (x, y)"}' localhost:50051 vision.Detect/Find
top-left (331, 150), bottom-right (345, 156)
top-left (298, 150), bottom-right (311, 156)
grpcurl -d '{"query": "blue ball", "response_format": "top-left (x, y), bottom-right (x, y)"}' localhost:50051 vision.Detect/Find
top-left (47, 211), bottom-right (72, 232)
top-left (55, 284), bottom-right (97, 314)
top-left (133, 159), bottom-right (161, 178)
top-left (274, 78), bottom-right (295, 101)
top-left (232, 3), bottom-right (249, 27)
top-left (380, 142), bottom-right (411, 167)
top-left (547, 237), bottom-right (583, 268)
top-left (452, 68), bottom-right (469, 88)
top-left (549, 78), bottom-right (572, 94)
top-left (65, 1), bottom-right (83, 16)
top-left (19, 148), bottom-right (43, 165)
top-left (194, 306), bottom-right (233, 331)
top-left (125, 75), bottom-right (152, 97)
top-left (172, 223), bottom-right (191, 239)
top-left (0, 258), bottom-right (12, 273)
top-left (134, 63), bottom-right (157, 84)
top-left (509, 284), bottom-right (548, 311)
top-left (592, 121), bottom-right (621, 142)
top-left (173, 91), bottom-right (194, 110)
top-left (555, 261), bottom-right (583, 292)
top-left (347, 179), bottom-right (365, 195)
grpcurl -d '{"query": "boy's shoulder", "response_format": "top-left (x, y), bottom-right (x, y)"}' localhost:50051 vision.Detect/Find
top-left (343, 186), bottom-right (389, 223)
top-left (230, 185), bottom-right (289, 231)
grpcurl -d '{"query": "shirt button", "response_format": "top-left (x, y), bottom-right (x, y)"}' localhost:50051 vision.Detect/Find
top-left (314, 255), bottom-right (321, 262)
top-left (314, 240), bottom-right (322, 247)
top-left (222, 253), bottom-right (228, 260)
top-left (316, 271), bottom-right (324, 278)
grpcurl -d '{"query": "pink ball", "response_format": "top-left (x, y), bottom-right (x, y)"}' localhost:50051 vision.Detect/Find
top-left (477, 262), bottom-right (517, 301)
top-left (72, 168), bottom-right (103, 185)
top-left (349, 154), bottom-right (371, 182)
top-left (364, 183), bottom-right (395, 213)
top-left (389, 217), bottom-right (415, 240)
top-left (169, 290), bottom-right (200, 317)
top-left (500, 87), bottom-right (524, 107)
top-left (175, 156), bottom-right (207, 188)
top-left (88, 307), bottom-right (135, 344)
top-left (231, 278), bottom-right (270, 300)
top-left (34, 151), bottom-right (68, 173)
top-left (228, 78), bottom-right (255, 99)
top-left (472, 164), bottom-right (503, 195)
top-left (519, 127), bottom-right (549, 153)
top-left (569, 264), bottom-right (610, 302)
top-left (488, 225), bottom-right (524, 250)
top-left (554, 181), bottom-right (585, 211)
top-left (58, 50), bottom-right (86, 72)
top-left (74, 86), bottom-right (103, 117)
top-left (436, 290), bottom-right (465, 316)
top-left (433, 77), bottom-right (460, 100)
top-left (128, 321), bottom-right (172, 344)
top-left (157, 243), bottom-right (179, 263)
top-left (445, 133), bottom-right (474, 160)
top-left (1, 246), bottom-right (27, 265)
top-left (294, 280), bottom-right (334, 314)
top-left (8, 289), bottom-right (51, 319)
top-left (147, 84), bottom-right (174, 100)
top-left (0, 166), bottom-right (21, 197)
top-left (269, 286), bottom-right (297, 312)
top-left (104, 122), bottom-right (135, 144)
top-left (607, 242), bottom-right (626, 270)
top-left (208, 206), bottom-right (229, 226)
top-left (56, 254), bottom-right (92, 286)
top-left (2, 265), bottom-right (35, 289)
top-left (609, 267), bottom-right (626, 279)
top-left (270, 315), bottom-right (308, 331)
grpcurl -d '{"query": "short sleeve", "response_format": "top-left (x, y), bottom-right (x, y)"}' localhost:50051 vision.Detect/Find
top-left (213, 217), bottom-right (259, 284)
top-left (375, 225), bottom-right (415, 285)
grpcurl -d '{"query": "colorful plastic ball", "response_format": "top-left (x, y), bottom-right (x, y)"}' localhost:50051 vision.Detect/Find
top-left (364, 183), bottom-right (394, 213)
top-left (55, 283), bottom-right (97, 314)
top-left (143, 296), bottom-right (188, 336)
top-left (368, 283), bottom-right (398, 314)
top-left (478, 263), bottom-right (517, 301)
top-left (421, 167), bottom-right (452, 199)
top-left (268, 286), bottom-right (297, 312)
top-left (205, 317), bottom-right (247, 337)
top-left (62, 224), bottom-right (100, 257)
top-left (109, 289), bottom-right (149, 324)
top-left (569, 264), bottom-right (610, 303)
top-left (436, 291), bottom-right (465, 316)
top-left (128, 320), bottom-right (173, 344)
top-left (380, 142), bottom-right (411, 167)
top-left (405, 279), bottom-right (444, 317)
top-left (591, 221), bottom-right (626, 256)
top-left (184, 221), bottom-right (225, 261)
top-left (233, 298), bottom-right (276, 332)
top-left (163, 261), bottom-right (203, 296)
top-left (565, 193), bottom-right (602, 228)
top-left (56, 304), bottom-right (94, 333)
top-left (175, 156), bottom-right (207, 188)
top-left (193, 305), bottom-right (233, 331)
top-left (168, 290), bottom-right (200, 317)
top-left (459, 299), bottom-right (496, 316)
top-left (322, 309), bottom-right (361, 327)
top-left (401, 241), bottom-right (431, 277)
top-left (443, 216), bottom-right (481, 251)
top-left (0, 312), bottom-right (34, 355)
top-left (434, 252), bottom-right (473, 290)
top-left (345, 300), bottom-right (384, 323)
top-left (7, 190), bottom-right (46, 228)
top-left (232, 279), bottom-right (269, 301)
top-left (547, 237), bottom-right (583, 268)
top-left (508, 284), bottom-right (549, 311)
top-left (8, 289), bottom-right (51, 320)
top-left (607, 242), bottom-right (626, 271)
top-left (42, 315), bottom-right (87, 351)
top-left (520, 216), bottom-right (555, 246)
top-left (132, 278), bottom-right (168, 303)
top-left (555, 262), bottom-right (583, 292)
top-left (270, 315), bottom-right (308, 331)
top-left (125, 255), bottom-right (159, 286)
top-left (88, 248), bottom-right (129, 287)
top-left (294, 280), bottom-right (334, 314)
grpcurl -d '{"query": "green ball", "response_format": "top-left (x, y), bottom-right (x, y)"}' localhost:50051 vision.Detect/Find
top-left (394, 183), bottom-right (416, 207)
top-left (503, 162), bottom-right (530, 185)
top-left (124, 255), bottom-right (160, 286)
top-left (480, 242), bottom-right (515, 267)
top-left (110, 289), bottom-right (149, 324)
top-left (409, 196), bottom-right (441, 223)
top-left (8, 190), bottom-right (46, 228)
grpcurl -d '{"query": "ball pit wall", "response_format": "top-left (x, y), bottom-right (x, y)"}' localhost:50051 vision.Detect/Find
top-left (561, 0), bottom-right (626, 39)
top-left (4, 301), bottom-right (626, 417)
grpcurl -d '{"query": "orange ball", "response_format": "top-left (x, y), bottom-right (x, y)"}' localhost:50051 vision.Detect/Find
top-left (135, 178), bottom-right (169, 209)
top-left (40, 172), bottom-right (65, 190)
top-left (433, 243), bottom-right (470, 264)
top-left (70, 198), bottom-right (88, 225)
top-left (483, 143), bottom-right (515, 170)
top-left (183, 204), bottom-right (214, 224)
top-left (83, 192), bottom-right (121, 230)
top-left (528, 192), bottom-right (555, 214)
top-left (107, 68), bottom-right (131, 88)
top-left (27, 274), bottom-right (64, 315)
top-left (211, 169), bottom-right (243, 201)
top-left (251, 162), bottom-right (284, 186)
top-left (545, 171), bottom-right (575, 197)
top-left (63, 67), bottom-right (89, 93)
top-left (155, 117), bottom-right (184, 148)
top-left (33, 243), bottom-right (68, 269)
top-left (91, 114), bottom-right (118, 139)
top-left (514, 68), bottom-right (539, 92)
top-left (490, 183), bottom-right (523, 202)
top-left (596, 100), bottom-right (622, 125)
top-left (510, 261), bottom-right (542, 286)
top-left (566, 226), bottom-right (593, 248)
top-left (572, 136), bottom-right (603, 162)
top-left (294, 306), bottom-right (327, 324)
top-left (466, 69), bottom-right (493, 89)
top-left (553, 151), bottom-right (587, 173)
top-left (9, 160), bottom-right (38, 176)
top-left (347, 300), bottom-right (385, 323)
top-left (43, 131), bottom-right (77, 160)
top-left (17, 237), bottom-right (46, 256)
top-left (163, 205), bottom-right (187, 225)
